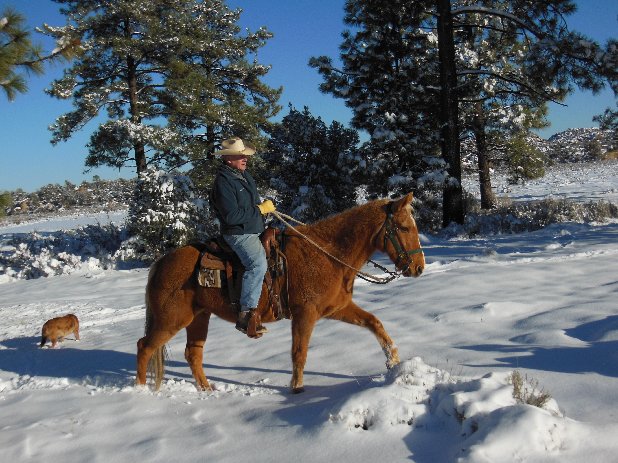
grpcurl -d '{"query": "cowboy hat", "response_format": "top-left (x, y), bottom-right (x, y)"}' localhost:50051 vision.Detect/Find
top-left (215, 137), bottom-right (256, 156)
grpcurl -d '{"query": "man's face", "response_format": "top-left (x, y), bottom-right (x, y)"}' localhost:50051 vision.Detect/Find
top-left (225, 154), bottom-right (249, 171)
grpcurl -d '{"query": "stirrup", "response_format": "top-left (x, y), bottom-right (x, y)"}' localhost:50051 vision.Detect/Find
top-left (236, 310), bottom-right (268, 338)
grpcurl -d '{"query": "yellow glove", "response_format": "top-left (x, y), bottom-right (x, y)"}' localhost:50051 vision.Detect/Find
top-left (257, 199), bottom-right (276, 215)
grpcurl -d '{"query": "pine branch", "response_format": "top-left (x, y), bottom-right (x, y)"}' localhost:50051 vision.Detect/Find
top-left (451, 6), bottom-right (544, 39)
top-left (457, 69), bottom-right (566, 105)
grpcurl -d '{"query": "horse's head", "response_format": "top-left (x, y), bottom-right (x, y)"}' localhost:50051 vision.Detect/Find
top-left (378, 192), bottom-right (425, 278)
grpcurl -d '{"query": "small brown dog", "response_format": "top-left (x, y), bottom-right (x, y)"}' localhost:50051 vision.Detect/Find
top-left (40, 314), bottom-right (80, 348)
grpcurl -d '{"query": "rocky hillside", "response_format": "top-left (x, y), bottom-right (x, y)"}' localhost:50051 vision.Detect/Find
top-left (463, 127), bottom-right (616, 169)
top-left (530, 128), bottom-right (615, 163)
top-left (538, 128), bottom-right (614, 163)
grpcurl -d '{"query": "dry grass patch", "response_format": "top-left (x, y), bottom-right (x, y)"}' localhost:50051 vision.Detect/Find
top-left (510, 370), bottom-right (552, 408)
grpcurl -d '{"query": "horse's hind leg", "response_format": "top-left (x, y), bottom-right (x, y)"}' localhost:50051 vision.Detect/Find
top-left (327, 301), bottom-right (400, 369)
top-left (290, 306), bottom-right (318, 393)
top-left (136, 328), bottom-right (177, 387)
top-left (184, 311), bottom-right (212, 391)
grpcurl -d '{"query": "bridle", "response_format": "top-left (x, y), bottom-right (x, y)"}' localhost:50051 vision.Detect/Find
top-left (381, 204), bottom-right (424, 275)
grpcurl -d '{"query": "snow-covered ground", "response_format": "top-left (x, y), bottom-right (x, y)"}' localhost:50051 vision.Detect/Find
top-left (465, 160), bottom-right (618, 203)
top-left (0, 210), bottom-right (127, 234)
top-left (1, 161), bottom-right (617, 462)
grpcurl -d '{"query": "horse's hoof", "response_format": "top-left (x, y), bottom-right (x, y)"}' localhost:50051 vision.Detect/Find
top-left (386, 358), bottom-right (400, 370)
top-left (291, 386), bottom-right (305, 394)
top-left (196, 382), bottom-right (213, 392)
top-left (385, 347), bottom-right (400, 369)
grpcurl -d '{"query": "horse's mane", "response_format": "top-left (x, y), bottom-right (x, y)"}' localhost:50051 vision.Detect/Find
top-left (295, 197), bottom-right (390, 243)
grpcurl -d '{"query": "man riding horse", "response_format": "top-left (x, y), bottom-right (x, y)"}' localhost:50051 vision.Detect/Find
top-left (210, 136), bottom-right (275, 337)
top-left (136, 138), bottom-right (424, 393)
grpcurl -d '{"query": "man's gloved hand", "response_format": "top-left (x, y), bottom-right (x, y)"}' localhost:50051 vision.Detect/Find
top-left (257, 199), bottom-right (276, 215)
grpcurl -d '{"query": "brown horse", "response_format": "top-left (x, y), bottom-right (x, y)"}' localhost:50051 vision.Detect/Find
top-left (136, 192), bottom-right (425, 393)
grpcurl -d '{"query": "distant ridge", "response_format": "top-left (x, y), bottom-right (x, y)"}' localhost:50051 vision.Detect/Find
top-left (2, 178), bottom-right (134, 221)
top-left (463, 127), bottom-right (616, 169)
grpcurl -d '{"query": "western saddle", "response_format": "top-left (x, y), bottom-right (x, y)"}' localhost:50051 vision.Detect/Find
top-left (195, 227), bottom-right (290, 323)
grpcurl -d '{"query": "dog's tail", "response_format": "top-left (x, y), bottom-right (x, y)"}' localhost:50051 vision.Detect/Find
top-left (40, 335), bottom-right (47, 347)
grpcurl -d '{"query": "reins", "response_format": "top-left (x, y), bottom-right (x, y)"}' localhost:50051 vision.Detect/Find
top-left (271, 210), bottom-right (410, 284)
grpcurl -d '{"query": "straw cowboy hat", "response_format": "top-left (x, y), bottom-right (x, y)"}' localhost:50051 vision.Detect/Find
top-left (215, 137), bottom-right (256, 156)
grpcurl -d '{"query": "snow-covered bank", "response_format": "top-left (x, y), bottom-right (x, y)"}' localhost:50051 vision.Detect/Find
top-left (0, 211), bottom-right (128, 283)
top-left (0, 210), bottom-right (127, 234)
top-left (465, 160), bottom-right (618, 203)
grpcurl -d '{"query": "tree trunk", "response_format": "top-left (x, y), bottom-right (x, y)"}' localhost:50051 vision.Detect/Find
top-left (437, 0), bottom-right (464, 226)
top-left (123, 17), bottom-right (146, 175)
top-left (206, 124), bottom-right (216, 159)
top-left (473, 103), bottom-right (497, 209)
top-left (127, 54), bottom-right (147, 175)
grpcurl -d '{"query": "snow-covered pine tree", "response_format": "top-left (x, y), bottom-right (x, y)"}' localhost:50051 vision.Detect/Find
top-left (264, 106), bottom-right (360, 223)
top-left (312, 0), bottom-right (612, 225)
top-left (309, 0), bottom-right (443, 204)
top-left (44, 0), bottom-right (280, 177)
top-left (125, 168), bottom-right (215, 260)
top-left (452, 0), bottom-right (609, 208)
top-left (0, 6), bottom-right (76, 102)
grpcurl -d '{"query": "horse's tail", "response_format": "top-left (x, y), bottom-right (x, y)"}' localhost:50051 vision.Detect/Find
top-left (144, 259), bottom-right (169, 391)
top-left (148, 339), bottom-right (168, 391)
top-left (40, 335), bottom-right (47, 347)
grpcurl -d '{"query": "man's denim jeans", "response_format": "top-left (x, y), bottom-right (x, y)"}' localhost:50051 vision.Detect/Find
top-left (223, 233), bottom-right (267, 311)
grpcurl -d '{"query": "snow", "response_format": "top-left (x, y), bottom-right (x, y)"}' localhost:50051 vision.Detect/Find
top-left (1, 162), bottom-right (618, 462)
top-left (0, 210), bottom-right (126, 234)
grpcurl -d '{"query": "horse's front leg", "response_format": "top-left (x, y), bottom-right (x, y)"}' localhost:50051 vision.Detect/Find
top-left (327, 300), bottom-right (400, 369)
top-left (290, 306), bottom-right (318, 393)
top-left (184, 311), bottom-right (213, 391)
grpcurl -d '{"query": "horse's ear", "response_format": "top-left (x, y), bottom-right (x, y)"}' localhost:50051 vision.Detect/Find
top-left (391, 192), bottom-right (414, 212)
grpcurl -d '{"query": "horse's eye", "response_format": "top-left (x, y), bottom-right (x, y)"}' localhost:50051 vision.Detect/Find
top-left (398, 226), bottom-right (409, 232)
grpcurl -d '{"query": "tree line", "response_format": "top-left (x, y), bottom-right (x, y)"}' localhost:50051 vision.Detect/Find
top-left (2, 0), bottom-right (616, 238)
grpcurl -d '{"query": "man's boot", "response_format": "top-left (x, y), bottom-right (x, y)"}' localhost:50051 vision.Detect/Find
top-left (236, 309), bottom-right (268, 338)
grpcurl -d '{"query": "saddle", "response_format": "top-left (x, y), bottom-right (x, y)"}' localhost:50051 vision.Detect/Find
top-left (196, 228), bottom-right (290, 322)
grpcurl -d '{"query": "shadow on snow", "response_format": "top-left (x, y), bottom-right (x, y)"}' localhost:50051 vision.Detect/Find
top-left (458, 316), bottom-right (618, 378)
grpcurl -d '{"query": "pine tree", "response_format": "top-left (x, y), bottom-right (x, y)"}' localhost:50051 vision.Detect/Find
top-left (310, 0), bottom-right (442, 199)
top-left (311, 0), bottom-right (612, 226)
top-left (504, 133), bottom-right (546, 184)
top-left (0, 191), bottom-right (12, 217)
top-left (264, 106), bottom-right (360, 222)
top-left (453, 0), bottom-right (609, 209)
top-left (44, 0), bottom-right (281, 177)
top-left (125, 168), bottom-right (215, 260)
top-left (594, 37), bottom-right (618, 150)
top-left (0, 8), bottom-right (45, 101)
top-left (0, 7), bottom-right (77, 102)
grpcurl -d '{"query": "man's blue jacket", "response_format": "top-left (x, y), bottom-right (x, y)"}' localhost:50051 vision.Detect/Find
top-left (211, 164), bottom-right (265, 235)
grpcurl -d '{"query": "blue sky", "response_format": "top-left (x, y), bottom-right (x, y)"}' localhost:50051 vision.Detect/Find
top-left (1, 0), bottom-right (616, 192)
